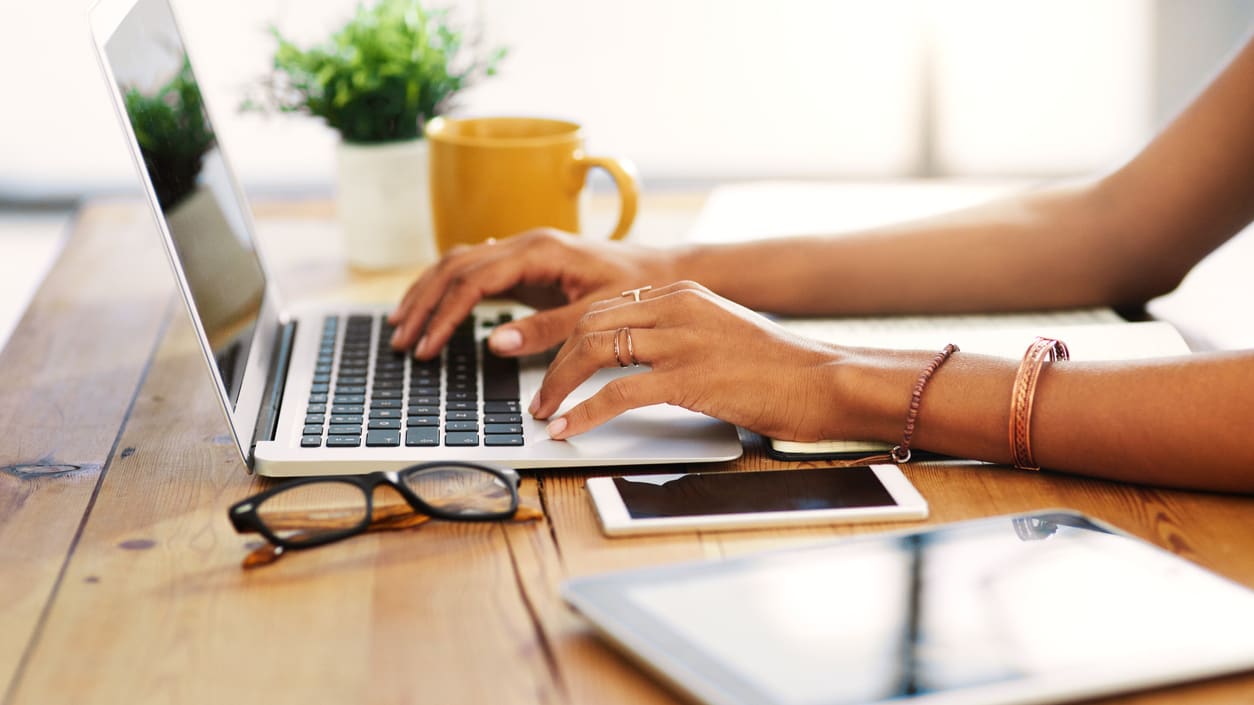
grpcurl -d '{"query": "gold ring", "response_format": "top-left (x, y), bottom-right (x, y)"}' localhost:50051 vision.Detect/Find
top-left (621, 285), bottom-right (652, 302)
top-left (624, 327), bottom-right (639, 366)
top-left (613, 328), bottom-right (629, 367)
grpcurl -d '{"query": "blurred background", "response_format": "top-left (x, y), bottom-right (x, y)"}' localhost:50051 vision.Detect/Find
top-left (2, 0), bottom-right (1252, 348)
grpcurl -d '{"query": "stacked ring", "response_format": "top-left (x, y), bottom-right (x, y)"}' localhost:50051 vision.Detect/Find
top-left (613, 327), bottom-right (640, 367)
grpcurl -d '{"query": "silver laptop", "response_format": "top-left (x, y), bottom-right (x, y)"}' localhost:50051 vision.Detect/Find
top-left (89, 0), bottom-right (742, 477)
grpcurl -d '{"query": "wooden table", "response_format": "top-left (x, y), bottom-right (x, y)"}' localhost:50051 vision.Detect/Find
top-left (3, 197), bottom-right (1252, 705)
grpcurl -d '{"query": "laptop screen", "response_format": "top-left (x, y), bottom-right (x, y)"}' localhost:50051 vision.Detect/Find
top-left (103, 0), bottom-right (267, 407)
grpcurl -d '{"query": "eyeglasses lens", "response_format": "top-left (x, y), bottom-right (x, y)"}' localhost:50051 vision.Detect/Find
top-left (402, 466), bottom-right (514, 516)
top-left (256, 481), bottom-right (369, 546)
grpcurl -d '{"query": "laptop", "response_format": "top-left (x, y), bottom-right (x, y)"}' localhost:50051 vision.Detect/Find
top-left (89, 0), bottom-right (742, 477)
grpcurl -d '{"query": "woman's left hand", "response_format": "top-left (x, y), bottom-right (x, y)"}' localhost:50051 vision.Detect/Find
top-left (531, 281), bottom-right (850, 441)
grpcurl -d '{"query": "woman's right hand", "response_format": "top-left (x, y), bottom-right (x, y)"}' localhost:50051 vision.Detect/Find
top-left (388, 228), bottom-right (678, 359)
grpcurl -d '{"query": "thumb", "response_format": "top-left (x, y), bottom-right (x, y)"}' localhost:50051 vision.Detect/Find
top-left (488, 303), bottom-right (584, 356)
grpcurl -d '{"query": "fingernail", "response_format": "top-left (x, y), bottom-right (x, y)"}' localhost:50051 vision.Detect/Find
top-left (528, 390), bottom-right (541, 416)
top-left (490, 327), bottom-right (523, 353)
top-left (546, 417), bottom-right (567, 439)
top-left (414, 335), bottom-right (428, 358)
top-left (390, 327), bottom-right (403, 347)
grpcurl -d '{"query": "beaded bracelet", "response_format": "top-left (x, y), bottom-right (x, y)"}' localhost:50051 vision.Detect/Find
top-left (890, 343), bottom-right (960, 463)
top-left (1008, 337), bottom-right (1069, 470)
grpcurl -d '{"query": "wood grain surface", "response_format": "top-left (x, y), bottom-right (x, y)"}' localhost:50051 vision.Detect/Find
top-left (2, 198), bottom-right (1251, 705)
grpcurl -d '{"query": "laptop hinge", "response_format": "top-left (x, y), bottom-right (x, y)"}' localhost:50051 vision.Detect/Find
top-left (249, 320), bottom-right (297, 468)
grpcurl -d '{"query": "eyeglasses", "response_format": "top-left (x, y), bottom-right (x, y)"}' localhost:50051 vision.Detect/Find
top-left (228, 462), bottom-right (538, 568)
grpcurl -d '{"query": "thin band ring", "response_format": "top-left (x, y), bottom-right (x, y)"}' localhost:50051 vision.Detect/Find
top-left (621, 285), bottom-right (653, 302)
top-left (613, 328), bottom-right (629, 367)
top-left (624, 327), bottom-right (639, 366)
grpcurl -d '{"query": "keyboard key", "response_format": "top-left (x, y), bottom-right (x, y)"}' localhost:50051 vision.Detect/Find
top-left (407, 405), bottom-right (439, 416)
top-left (371, 399), bottom-right (403, 409)
top-left (312, 373), bottom-right (331, 384)
top-left (446, 410), bottom-right (477, 421)
top-left (485, 423), bottom-right (523, 435)
top-left (445, 421), bottom-right (478, 432)
top-left (336, 385), bottom-right (367, 395)
top-left (405, 427), bottom-right (440, 446)
top-left (304, 413), bottom-right (325, 425)
top-left (411, 396), bottom-right (439, 406)
top-left (445, 432), bottom-right (479, 447)
top-left (331, 404), bottom-right (363, 414)
top-left (327, 435), bottom-right (361, 447)
top-left (329, 424), bottom-right (362, 435)
top-left (369, 419), bottom-right (401, 430)
top-left (447, 390), bottom-right (474, 402)
top-left (373, 389), bottom-right (403, 399)
top-left (369, 409), bottom-right (401, 420)
top-left (445, 401), bottom-right (476, 411)
top-left (366, 430), bottom-right (402, 447)
top-left (407, 416), bottom-right (440, 427)
top-left (329, 415), bottom-right (363, 425)
top-left (309, 383), bottom-right (330, 393)
top-left (484, 434), bottom-right (524, 447)
top-left (303, 424), bottom-right (324, 435)
top-left (484, 414), bottom-right (523, 425)
top-left (337, 375), bottom-right (367, 385)
top-left (482, 343), bottom-right (521, 401)
top-left (306, 404), bottom-right (327, 414)
top-left (334, 394), bottom-right (366, 404)
top-left (484, 401), bottom-right (520, 413)
top-left (308, 393), bottom-right (328, 403)
top-left (301, 435), bottom-right (323, 448)
top-left (410, 385), bottom-right (440, 396)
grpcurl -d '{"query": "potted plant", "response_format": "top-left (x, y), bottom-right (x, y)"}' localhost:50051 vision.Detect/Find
top-left (247, 0), bottom-right (506, 270)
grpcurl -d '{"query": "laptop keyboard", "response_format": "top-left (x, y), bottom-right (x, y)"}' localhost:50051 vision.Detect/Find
top-left (301, 314), bottom-right (525, 449)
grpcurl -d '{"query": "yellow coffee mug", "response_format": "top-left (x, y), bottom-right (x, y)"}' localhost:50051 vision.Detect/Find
top-left (425, 116), bottom-right (638, 252)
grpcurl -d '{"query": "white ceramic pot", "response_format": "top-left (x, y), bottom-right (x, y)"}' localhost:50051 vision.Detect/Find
top-left (335, 138), bottom-right (437, 271)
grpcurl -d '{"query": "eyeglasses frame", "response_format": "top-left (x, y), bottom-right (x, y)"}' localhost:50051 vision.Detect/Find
top-left (228, 461), bottom-right (521, 552)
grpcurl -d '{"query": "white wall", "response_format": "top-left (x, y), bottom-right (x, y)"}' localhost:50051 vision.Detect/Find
top-left (0, 0), bottom-right (1250, 199)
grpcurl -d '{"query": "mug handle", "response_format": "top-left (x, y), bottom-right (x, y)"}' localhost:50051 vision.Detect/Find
top-left (574, 153), bottom-right (639, 241)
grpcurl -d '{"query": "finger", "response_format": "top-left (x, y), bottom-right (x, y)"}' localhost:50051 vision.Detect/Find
top-left (487, 302), bottom-right (585, 357)
top-left (389, 246), bottom-right (494, 349)
top-left (415, 247), bottom-right (560, 359)
top-left (533, 327), bottom-right (672, 419)
top-left (544, 373), bottom-right (674, 440)
top-left (548, 286), bottom-right (699, 371)
top-left (582, 279), bottom-right (692, 315)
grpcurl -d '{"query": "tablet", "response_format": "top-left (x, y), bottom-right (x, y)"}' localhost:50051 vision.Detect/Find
top-left (586, 465), bottom-right (927, 536)
top-left (563, 511), bottom-right (1254, 705)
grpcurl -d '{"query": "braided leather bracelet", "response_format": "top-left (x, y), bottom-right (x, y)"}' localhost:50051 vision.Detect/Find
top-left (1008, 337), bottom-right (1069, 470)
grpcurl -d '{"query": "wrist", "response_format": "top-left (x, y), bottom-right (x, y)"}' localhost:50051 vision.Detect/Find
top-left (822, 346), bottom-right (947, 445)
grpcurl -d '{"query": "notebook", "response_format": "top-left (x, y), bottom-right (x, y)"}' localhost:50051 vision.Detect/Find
top-left (89, 0), bottom-right (742, 477)
top-left (563, 510), bottom-right (1254, 705)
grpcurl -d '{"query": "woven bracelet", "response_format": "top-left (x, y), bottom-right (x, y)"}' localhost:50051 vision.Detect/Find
top-left (1008, 337), bottom-right (1069, 470)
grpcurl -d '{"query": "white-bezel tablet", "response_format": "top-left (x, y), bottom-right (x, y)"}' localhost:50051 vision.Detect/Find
top-left (563, 510), bottom-right (1254, 705)
top-left (586, 464), bottom-right (928, 536)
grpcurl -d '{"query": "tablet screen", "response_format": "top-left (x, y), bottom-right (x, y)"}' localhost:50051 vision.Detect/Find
top-left (564, 512), bottom-right (1254, 705)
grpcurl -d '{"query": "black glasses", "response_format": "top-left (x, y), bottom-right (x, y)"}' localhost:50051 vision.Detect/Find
top-left (229, 462), bottom-right (532, 567)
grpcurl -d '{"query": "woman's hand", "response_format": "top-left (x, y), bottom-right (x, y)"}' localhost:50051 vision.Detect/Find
top-left (389, 229), bottom-right (678, 359)
top-left (532, 281), bottom-right (850, 441)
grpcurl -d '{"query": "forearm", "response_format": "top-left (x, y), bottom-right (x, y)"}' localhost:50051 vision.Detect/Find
top-left (826, 347), bottom-right (1254, 493)
top-left (669, 181), bottom-right (1149, 315)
